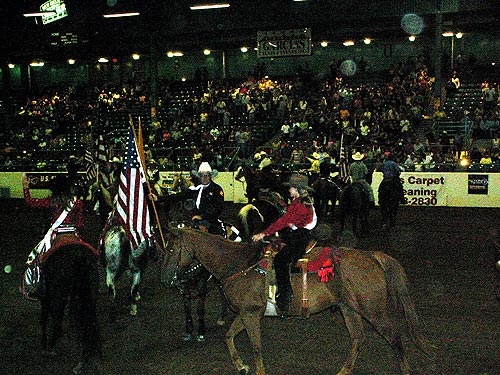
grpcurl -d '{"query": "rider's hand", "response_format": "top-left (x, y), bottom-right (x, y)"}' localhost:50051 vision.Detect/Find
top-left (252, 233), bottom-right (265, 242)
top-left (148, 192), bottom-right (158, 201)
top-left (191, 215), bottom-right (202, 221)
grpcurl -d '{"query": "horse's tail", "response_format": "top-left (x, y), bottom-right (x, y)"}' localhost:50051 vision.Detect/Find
top-left (373, 252), bottom-right (438, 355)
top-left (72, 244), bottom-right (102, 362)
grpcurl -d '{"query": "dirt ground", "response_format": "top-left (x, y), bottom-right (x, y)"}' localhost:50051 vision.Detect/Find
top-left (0, 199), bottom-right (499, 375)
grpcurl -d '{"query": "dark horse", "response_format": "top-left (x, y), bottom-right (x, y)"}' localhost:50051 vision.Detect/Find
top-left (339, 182), bottom-right (370, 236)
top-left (312, 176), bottom-right (341, 220)
top-left (378, 177), bottom-right (405, 231)
top-left (162, 228), bottom-right (436, 375)
top-left (39, 233), bottom-right (101, 375)
top-left (238, 197), bottom-right (285, 242)
top-left (235, 164), bottom-right (261, 202)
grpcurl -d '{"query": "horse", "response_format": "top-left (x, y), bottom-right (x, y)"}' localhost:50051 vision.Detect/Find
top-left (311, 176), bottom-right (341, 220)
top-left (238, 196), bottom-right (285, 242)
top-left (235, 164), bottom-right (261, 202)
top-left (378, 177), bottom-right (405, 231)
top-left (162, 228), bottom-right (437, 375)
top-left (38, 233), bottom-right (101, 375)
top-left (102, 221), bottom-right (157, 318)
top-left (339, 182), bottom-right (370, 237)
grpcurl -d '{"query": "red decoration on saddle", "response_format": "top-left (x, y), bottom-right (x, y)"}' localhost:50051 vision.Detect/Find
top-left (41, 236), bottom-right (99, 263)
top-left (307, 247), bottom-right (340, 282)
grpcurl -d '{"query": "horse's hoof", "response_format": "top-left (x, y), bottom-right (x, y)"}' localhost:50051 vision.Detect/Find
top-left (196, 334), bottom-right (205, 342)
top-left (72, 361), bottom-right (83, 374)
top-left (216, 319), bottom-right (225, 326)
top-left (130, 305), bottom-right (138, 316)
top-left (182, 333), bottom-right (193, 341)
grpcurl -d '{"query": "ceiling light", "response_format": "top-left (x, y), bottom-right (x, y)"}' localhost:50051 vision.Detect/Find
top-left (363, 38), bottom-right (371, 45)
top-left (455, 32), bottom-right (463, 39)
top-left (30, 61), bottom-right (45, 67)
top-left (167, 51), bottom-right (184, 57)
top-left (240, 46), bottom-right (248, 53)
top-left (442, 31), bottom-right (454, 37)
top-left (203, 49), bottom-right (211, 55)
top-left (98, 57), bottom-right (109, 63)
top-left (190, 3), bottom-right (230, 10)
top-left (68, 59), bottom-right (76, 65)
top-left (320, 41), bottom-right (328, 47)
top-left (408, 35), bottom-right (416, 42)
top-left (103, 12), bottom-right (140, 18)
top-left (8, 64), bottom-right (15, 69)
top-left (132, 54), bottom-right (140, 60)
top-left (23, 11), bottom-right (56, 17)
top-left (343, 40), bottom-right (355, 46)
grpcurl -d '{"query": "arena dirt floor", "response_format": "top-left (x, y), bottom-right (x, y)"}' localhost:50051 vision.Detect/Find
top-left (0, 199), bottom-right (499, 375)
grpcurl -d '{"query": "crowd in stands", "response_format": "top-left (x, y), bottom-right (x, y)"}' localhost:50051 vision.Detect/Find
top-left (1, 55), bottom-right (499, 174)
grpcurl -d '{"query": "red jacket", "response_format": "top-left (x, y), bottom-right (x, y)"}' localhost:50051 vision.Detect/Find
top-left (24, 188), bottom-right (85, 229)
top-left (263, 198), bottom-right (314, 236)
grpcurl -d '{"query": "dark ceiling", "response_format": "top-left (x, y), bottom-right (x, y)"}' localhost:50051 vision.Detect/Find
top-left (1, 0), bottom-right (499, 62)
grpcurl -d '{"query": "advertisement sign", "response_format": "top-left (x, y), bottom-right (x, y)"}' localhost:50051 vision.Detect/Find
top-left (257, 28), bottom-right (312, 58)
top-left (468, 174), bottom-right (489, 195)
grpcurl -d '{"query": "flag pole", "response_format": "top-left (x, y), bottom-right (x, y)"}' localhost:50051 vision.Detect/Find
top-left (129, 115), bottom-right (166, 250)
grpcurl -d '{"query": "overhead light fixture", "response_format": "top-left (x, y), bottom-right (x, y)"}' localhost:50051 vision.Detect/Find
top-left (132, 54), bottom-right (140, 60)
top-left (363, 38), bottom-right (371, 45)
top-left (67, 59), bottom-right (76, 65)
top-left (23, 11), bottom-right (56, 17)
top-left (8, 64), bottom-right (15, 69)
top-left (203, 49), bottom-right (211, 55)
top-left (240, 46), bottom-right (248, 53)
top-left (442, 31), bottom-right (454, 37)
top-left (320, 41), bottom-right (328, 47)
top-left (30, 61), bottom-right (45, 67)
top-left (103, 12), bottom-right (140, 18)
top-left (167, 51), bottom-right (184, 57)
top-left (343, 40), bottom-right (355, 46)
top-left (409, 35), bottom-right (416, 41)
top-left (98, 57), bottom-right (109, 63)
top-left (455, 32), bottom-right (463, 39)
top-left (190, 3), bottom-right (230, 10)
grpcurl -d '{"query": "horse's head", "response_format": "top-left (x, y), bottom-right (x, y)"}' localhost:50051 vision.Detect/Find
top-left (161, 228), bottom-right (196, 287)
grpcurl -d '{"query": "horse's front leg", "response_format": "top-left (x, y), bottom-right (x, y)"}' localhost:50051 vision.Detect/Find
top-left (225, 316), bottom-right (251, 374)
top-left (129, 270), bottom-right (141, 316)
top-left (40, 297), bottom-right (50, 352)
top-left (216, 282), bottom-right (228, 326)
top-left (240, 313), bottom-right (265, 375)
top-left (182, 289), bottom-right (194, 341)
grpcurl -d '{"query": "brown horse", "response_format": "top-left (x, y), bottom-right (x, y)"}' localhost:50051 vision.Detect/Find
top-left (162, 228), bottom-right (436, 375)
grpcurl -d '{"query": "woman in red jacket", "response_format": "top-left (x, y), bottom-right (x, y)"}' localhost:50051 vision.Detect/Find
top-left (252, 174), bottom-right (317, 316)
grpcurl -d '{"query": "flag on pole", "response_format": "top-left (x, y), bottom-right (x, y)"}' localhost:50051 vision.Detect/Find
top-left (84, 134), bottom-right (109, 187)
top-left (338, 133), bottom-right (350, 184)
top-left (116, 127), bottom-right (152, 249)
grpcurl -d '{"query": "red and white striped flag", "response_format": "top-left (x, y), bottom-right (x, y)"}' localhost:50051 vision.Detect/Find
top-left (85, 134), bottom-right (109, 187)
top-left (338, 133), bottom-right (350, 184)
top-left (116, 127), bottom-right (151, 249)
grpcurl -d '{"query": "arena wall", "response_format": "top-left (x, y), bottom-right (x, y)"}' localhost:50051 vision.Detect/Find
top-left (2, 171), bottom-right (499, 208)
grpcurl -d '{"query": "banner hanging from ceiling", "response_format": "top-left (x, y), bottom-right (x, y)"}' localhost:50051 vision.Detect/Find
top-left (257, 28), bottom-right (312, 58)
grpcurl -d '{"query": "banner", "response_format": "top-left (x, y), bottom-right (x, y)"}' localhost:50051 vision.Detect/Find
top-left (257, 28), bottom-right (312, 58)
top-left (468, 174), bottom-right (489, 195)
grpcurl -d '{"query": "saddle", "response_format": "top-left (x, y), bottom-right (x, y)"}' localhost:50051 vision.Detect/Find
top-left (262, 239), bottom-right (340, 318)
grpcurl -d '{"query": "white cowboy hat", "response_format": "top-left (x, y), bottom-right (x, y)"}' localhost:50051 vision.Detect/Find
top-left (193, 162), bottom-right (218, 178)
top-left (258, 157), bottom-right (272, 170)
top-left (351, 152), bottom-right (364, 161)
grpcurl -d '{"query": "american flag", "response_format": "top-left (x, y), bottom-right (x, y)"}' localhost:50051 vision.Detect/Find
top-left (338, 133), bottom-right (350, 184)
top-left (116, 127), bottom-right (151, 249)
top-left (84, 134), bottom-right (109, 186)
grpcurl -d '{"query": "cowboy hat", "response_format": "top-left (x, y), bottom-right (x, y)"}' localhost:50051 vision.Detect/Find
top-left (351, 152), bottom-right (364, 161)
top-left (284, 174), bottom-right (314, 191)
top-left (109, 156), bottom-right (123, 164)
top-left (192, 162), bottom-right (218, 178)
top-left (258, 157), bottom-right (272, 170)
top-left (312, 152), bottom-right (321, 160)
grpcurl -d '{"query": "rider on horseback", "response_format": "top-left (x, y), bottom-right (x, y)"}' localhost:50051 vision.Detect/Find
top-left (379, 152), bottom-right (405, 204)
top-left (252, 174), bottom-right (317, 317)
top-left (187, 162), bottom-right (225, 236)
top-left (349, 152), bottom-right (375, 208)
